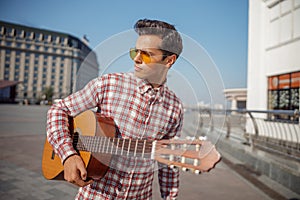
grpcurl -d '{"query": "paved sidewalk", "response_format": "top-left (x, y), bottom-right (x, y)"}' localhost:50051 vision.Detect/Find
top-left (0, 157), bottom-right (272, 200)
top-left (0, 105), bottom-right (280, 199)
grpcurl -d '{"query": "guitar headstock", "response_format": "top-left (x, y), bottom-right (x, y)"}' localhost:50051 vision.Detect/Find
top-left (155, 137), bottom-right (221, 174)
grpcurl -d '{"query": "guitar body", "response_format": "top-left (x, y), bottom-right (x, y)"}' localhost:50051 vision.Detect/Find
top-left (42, 110), bottom-right (116, 180)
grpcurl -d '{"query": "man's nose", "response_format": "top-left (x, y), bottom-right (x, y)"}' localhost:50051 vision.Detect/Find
top-left (134, 51), bottom-right (142, 63)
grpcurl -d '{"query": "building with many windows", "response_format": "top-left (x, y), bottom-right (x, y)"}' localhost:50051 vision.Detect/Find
top-left (247, 0), bottom-right (300, 114)
top-left (0, 21), bottom-right (99, 104)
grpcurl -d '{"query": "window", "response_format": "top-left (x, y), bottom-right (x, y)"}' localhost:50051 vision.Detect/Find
top-left (268, 71), bottom-right (300, 121)
top-left (266, 0), bottom-right (300, 48)
top-left (6, 41), bottom-right (12, 46)
top-left (25, 31), bottom-right (32, 41)
top-left (5, 27), bottom-right (13, 38)
top-left (4, 64), bottom-right (10, 80)
top-left (51, 35), bottom-right (55, 43)
top-left (16, 29), bottom-right (24, 39)
top-left (35, 33), bottom-right (43, 41)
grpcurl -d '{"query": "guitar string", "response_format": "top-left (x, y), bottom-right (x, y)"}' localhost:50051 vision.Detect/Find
top-left (74, 136), bottom-right (203, 154)
top-left (75, 136), bottom-right (153, 156)
top-left (74, 136), bottom-right (205, 166)
top-left (73, 136), bottom-right (209, 170)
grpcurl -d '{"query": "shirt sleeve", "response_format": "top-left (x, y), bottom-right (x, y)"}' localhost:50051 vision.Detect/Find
top-left (46, 77), bottom-right (102, 163)
top-left (158, 105), bottom-right (184, 199)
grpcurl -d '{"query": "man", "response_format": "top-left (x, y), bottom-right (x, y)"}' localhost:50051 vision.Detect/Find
top-left (47, 19), bottom-right (184, 199)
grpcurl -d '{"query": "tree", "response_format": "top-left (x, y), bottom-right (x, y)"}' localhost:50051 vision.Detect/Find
top-left (42, 86), bottom-right (54, 101)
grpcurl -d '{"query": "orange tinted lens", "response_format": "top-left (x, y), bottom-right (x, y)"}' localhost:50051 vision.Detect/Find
top-left (129, 48), bottom-right (151, 63)
top-left (140, 51), bottom-right (151, 63)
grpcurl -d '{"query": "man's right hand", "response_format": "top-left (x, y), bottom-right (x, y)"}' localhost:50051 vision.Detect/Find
top-left (63, 154), bottom-right (94, 187)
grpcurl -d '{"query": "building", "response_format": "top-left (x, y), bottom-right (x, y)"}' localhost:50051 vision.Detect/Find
top-left (224, 88), bottom-right (247, 110)
top-left (0, 21), bottom-right (99, 104)
top-left (247, 0), bottom-right (300, 113)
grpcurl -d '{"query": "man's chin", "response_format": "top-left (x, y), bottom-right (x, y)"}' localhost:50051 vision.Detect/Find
top-left (134, 71), bottom-right (145, 79)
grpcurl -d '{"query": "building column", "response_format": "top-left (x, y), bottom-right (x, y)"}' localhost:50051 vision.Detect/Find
top-left (231, 96), bottom-right (237, 110)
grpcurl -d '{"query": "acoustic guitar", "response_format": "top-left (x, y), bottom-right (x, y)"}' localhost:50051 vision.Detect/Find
top-left (42, 110), bottom-right (221, 180)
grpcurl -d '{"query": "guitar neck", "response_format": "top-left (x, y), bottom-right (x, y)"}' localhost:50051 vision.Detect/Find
top-left (75, 135), bottom-right (155, 159)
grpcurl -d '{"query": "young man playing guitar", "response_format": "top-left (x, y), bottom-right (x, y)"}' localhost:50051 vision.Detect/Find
top-left (47, 19), bottom-right (184, 199)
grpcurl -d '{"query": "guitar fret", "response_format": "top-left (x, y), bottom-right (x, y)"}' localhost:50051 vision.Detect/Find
top-left (95, 137), bottom-right (101, 152)
top-left (94, 137), bottom-right (99, 152)
top-left (85, 136), bottom-right (88, 151)
top-left (134, 140), bottom-right (138, 157)
top-left (85, 139), bottom-right (88, 151)
top-left (98, 137), bottom-right (103, 153)
top-left (111, 138), bottom-right (114, 154)
top-left (89, 136), bottom-right (93, 152)
top-left (121, 139), bottom-right (125, 156)
top-left (102, 137), bottom-right (107, 153)
top-left (142, 140), bottom-right (146, 158)
top-left (86, 136), bottom-right (89, 152)
top-left (115, 138), bottom-right (120, 155)
top-left (86, 136), bottom-right (90, 152)
top-left (106, 138), bottom-right (110, 153)
top-left (127, 139), bottom-right (131, 156)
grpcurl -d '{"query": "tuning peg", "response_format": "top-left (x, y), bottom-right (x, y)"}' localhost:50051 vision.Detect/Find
top-left (182, 167), bottom-right (188, 172)
top-left (199, 136), bottom-right (207, 140)
top-left (186, 136), bottom-right (196, 140)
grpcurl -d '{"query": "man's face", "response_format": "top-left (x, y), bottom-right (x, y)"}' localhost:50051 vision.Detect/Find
top-left (133, 35), bottom-right (169, 86)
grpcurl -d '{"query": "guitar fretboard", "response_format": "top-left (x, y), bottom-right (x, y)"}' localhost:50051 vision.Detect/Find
top-left (75, 136), bottom-right (154, 159)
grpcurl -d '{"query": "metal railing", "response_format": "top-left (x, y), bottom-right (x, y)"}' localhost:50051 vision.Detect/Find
top-left (192, 108), bottom-right (300, 161)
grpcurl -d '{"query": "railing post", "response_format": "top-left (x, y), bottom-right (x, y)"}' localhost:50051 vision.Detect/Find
top-left (207, 109), bottom-right (214, 132)
top-left (225, 114), bottom-right (231, 138)
top-left (198, 112), bottom-right (203, 129)
top-left (247, 111), bottom-right (259, 137)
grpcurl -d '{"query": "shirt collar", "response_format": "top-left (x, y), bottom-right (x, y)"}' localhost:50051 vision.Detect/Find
top-left (135, 76), bottom-right (166, 102)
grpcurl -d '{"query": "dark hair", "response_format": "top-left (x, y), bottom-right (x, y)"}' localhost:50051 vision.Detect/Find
top-left (134, 19), bottom-right (183, 58)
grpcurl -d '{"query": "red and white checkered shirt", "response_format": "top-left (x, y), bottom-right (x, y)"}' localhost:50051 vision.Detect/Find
top-left (47, 72), bottom-right (184, 199)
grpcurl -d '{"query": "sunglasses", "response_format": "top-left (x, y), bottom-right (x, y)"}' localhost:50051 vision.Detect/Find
top-left (129, 48), bottom-right (172, 64)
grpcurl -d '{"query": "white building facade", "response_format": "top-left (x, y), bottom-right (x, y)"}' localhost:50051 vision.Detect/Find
top-left (247, 0), bottom-right (300, 112)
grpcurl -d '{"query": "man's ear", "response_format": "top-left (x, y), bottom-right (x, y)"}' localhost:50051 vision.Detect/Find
top-left (165, 54), bottom-right (177, 68)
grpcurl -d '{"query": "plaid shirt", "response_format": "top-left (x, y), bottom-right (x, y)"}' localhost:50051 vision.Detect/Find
top-left (47, 72), bottom-right (184, 199)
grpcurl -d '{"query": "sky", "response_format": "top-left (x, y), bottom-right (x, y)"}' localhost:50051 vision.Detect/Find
top-left (0, 0), bottom-right (249, 105)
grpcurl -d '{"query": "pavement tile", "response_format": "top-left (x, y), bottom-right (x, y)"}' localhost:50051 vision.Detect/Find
top-left (0, 160), bottom-right (77, 200)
